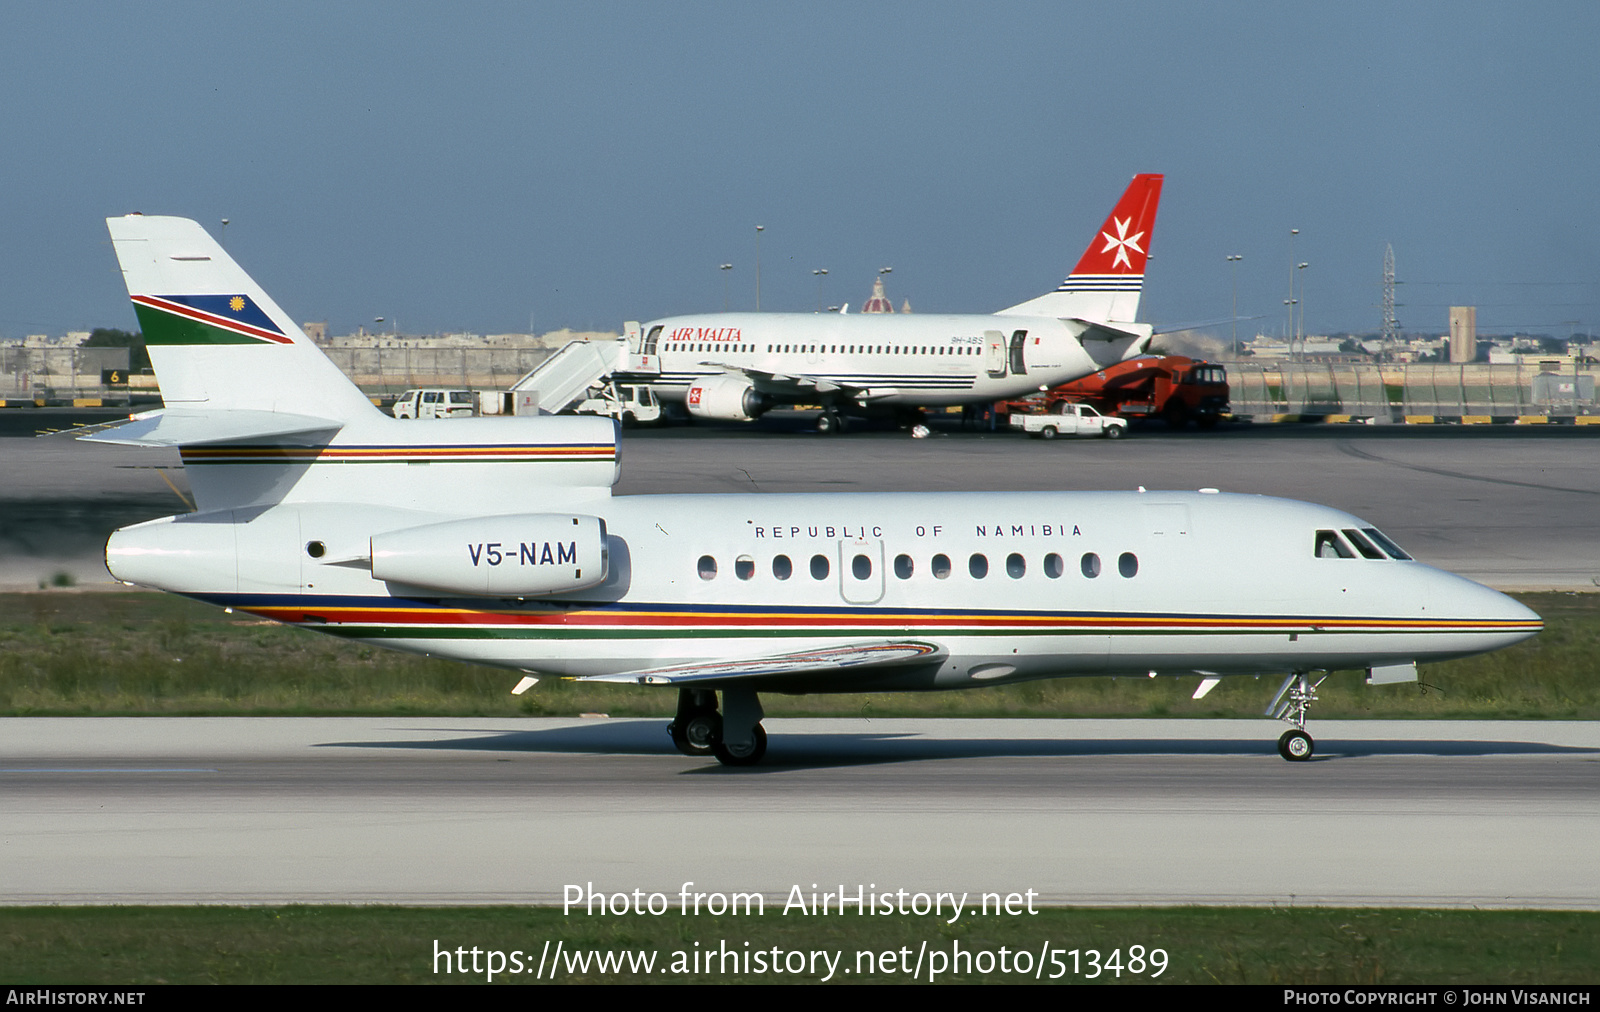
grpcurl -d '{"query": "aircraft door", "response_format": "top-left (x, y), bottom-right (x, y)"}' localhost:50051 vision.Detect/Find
top-left (839, 537), bottom-right (885, 605)
top-left (984, 330), bottom-right (1007, 377)
top-left (1008, 330), bottom-right (1028, 375)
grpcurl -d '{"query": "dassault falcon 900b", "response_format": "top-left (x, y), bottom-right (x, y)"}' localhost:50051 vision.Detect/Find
top-left (633, 173), bottom-right (1166, 433)
top-left (92, 214), bottom-right (1541, 765)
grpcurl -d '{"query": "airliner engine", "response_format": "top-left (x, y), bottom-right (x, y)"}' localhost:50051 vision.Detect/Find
top-left (371, 514), bottom-right (608, 596)
top-left (685, 375), bottom-right (771, 421)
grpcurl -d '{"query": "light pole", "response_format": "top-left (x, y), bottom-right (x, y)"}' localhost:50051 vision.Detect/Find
top-left (754, 225), bottom-right (764, 311)
top-left (812, 269), bottom-right (828, 311)
top-left (1287, 228), bottom-right (1299, 348)
top-left (1296, 262), bottom-right (1310, 357)
top-left (720, 263), bottom-right (733, 312)
top-left (1226, 254), bottom-right (1243, 358)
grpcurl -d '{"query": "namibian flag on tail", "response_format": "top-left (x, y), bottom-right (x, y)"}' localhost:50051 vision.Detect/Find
top-left (106, 214), bottom-right (380, 423)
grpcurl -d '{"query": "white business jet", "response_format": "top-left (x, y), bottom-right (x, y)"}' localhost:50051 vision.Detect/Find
top-left (93, 214), bottom-right (1541, 765)
top-left (635, 174), bottom-right (1165, 433)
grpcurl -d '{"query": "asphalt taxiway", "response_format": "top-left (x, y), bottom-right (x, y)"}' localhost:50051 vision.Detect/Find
top-left (2, 717), bottom-right (1596, 908)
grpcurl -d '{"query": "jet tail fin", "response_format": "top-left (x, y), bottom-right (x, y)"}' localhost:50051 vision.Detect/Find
top-left (997, 173), bottom-right (1163, 323)
top-left (104, 215), bottom-right (380, 426)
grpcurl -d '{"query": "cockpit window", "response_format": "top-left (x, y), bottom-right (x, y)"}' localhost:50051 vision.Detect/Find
top-left (1362, 527), bottom-right (1412, 560)
top-left (1314, 530), bottom-right (1355, 559)
top-left (1342, 529), bottom-right (1386, 560)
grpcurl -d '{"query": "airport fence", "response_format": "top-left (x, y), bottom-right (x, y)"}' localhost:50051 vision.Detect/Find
top-left (1226, 361), bottom-right (1598, 419)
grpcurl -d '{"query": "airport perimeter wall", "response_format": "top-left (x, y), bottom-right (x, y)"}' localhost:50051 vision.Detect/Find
top-left (0, 344), bottom-right (559, 405)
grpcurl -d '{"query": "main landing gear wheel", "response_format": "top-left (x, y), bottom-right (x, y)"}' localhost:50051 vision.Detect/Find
top-left (1278, 729), bottom-right (1314, 761)
top-left (667, 688), bottom-right (721, 757)
top-left (817, 410), bottom-right (845, 435)
top-left (712, 724), bottom-right (767, 766)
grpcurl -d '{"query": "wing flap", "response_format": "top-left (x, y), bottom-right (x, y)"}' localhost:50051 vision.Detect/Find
top-left (578, 640), bottom-right (944, 685)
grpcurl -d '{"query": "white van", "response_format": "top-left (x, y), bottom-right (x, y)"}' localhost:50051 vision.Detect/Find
top-left (392, 388), bottom-right (476, 419)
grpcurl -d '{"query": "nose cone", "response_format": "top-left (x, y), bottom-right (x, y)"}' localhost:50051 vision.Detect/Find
top-left (1437, 571), bottom-right (1543, 652)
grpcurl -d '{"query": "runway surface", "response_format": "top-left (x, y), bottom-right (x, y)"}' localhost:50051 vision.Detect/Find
top-left (3, 717), bottom-right (1597, 908)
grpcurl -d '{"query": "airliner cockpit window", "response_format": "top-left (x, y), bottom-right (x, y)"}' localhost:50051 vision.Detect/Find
top-left (1341, 529), bottom-right (1386, 560)
top-left (1363, 528), bottom-right (1413, 560)
top-left (1314, 530), bottom-right (1355, 559)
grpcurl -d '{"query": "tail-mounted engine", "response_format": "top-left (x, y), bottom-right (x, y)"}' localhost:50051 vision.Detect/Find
top-left (371, 514), bottom-right (608, 596)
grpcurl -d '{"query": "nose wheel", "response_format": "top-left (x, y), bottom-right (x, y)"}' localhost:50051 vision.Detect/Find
top-left (1277, 728), bottom-right (1314, 761)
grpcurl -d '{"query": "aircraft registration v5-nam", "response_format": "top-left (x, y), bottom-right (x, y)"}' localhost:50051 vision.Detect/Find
top-left (92, 213), bottom-right (1541, 764)
top-left (634, 173), bottom-right (1165, 433)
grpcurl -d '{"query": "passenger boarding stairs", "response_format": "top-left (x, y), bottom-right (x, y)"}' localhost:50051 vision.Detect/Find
top-left (509, 335), bottom-right (634, 415)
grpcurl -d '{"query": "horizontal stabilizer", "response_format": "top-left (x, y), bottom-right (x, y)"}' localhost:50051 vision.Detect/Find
top-left (77, 408), bottom-right (343, 447)
top-left (578, 640), bottom-right (944, 685)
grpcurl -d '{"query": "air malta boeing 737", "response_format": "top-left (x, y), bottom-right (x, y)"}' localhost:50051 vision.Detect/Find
top-left (635, 173), bottom-right (1164, 433)
top-left (92, 214), bottom-right (1541, 765)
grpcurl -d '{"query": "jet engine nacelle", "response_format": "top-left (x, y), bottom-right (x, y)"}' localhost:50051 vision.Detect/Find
top-left (685, 374), bottom-right (771, 421)
top-left (371, 514), bottom-right (608, 596)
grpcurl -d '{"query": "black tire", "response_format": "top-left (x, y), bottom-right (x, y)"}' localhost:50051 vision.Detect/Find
top-left (1040, 425), bottom-right (1058, 440)
top-left (1105, 425), bottom-right (1126, 439)
top-left (667, 721), bottom-right (714, 757)
top-left (1277, 729), bottom-right (1314, 762)
top-left (816, 413), bottom-right (836, 435)
top-left (712, 724), bottom-right (768, 766)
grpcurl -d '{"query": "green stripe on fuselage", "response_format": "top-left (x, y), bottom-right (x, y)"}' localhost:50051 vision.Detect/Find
top-left (134, 303), bottom-right (270, 346)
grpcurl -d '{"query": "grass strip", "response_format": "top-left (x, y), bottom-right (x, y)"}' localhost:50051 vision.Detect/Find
top-left (2, 906), bottom-right (1596, 985)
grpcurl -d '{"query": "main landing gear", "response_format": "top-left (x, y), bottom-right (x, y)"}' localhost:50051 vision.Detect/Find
top-left (1266, 672), bottom-right (1327, 762)
top-left (668, 687), bottom-right (768, 766)
top-left (816, 409), bottom-right (847, 435)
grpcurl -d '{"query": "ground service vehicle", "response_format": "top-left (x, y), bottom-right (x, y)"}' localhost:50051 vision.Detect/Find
top-left (1010, 403), bottom-right (1128, 439)
top-left (393, 388), bottom-right (476, 420)
top-left (1003, 356), bottom-right (1229, 428)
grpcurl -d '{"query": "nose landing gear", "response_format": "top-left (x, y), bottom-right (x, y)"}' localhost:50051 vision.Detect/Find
top-left (1267, 672), bottom-right (1327, 762)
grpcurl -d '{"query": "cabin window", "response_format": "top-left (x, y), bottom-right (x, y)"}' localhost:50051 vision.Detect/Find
top-left (894, 554), bottom-right (913, 579)
top-left (1363, 527), bottom-right (1413, 560)
top-left (932, 554), bottom-right (952, 579)
top-left (1314, 530), bottom-right (1355, 559)
top-left (1081, 553), bottom-right (1101, 578)
top-left (735, 555), bottom-right (755, 580)
top-left (969, 553), bottom-right (988, 579)
top-left (810, 554), bottom-right (830, 580)
top-left (1006, 553), bottom-right (1026, 578)
top-left (852, 554), bottom-right (872, 579)
top-left (1044, 553), bottom-right (1064, 578)
top-left (1342, 529), bottom-right (1385, 560)
top-left (698, 555), bottom-right (718, 580)
top-left (1118, 552), bottom-right (1139, 578)
top-left (772, 555), bottom-right (793, 580)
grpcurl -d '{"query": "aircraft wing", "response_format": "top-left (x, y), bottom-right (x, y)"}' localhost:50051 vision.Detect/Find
top-left (75, 408), bottom-right (344, 447)
top-left (696, 361), bottom-right (897, 402)
top-left (577, 640), bottom-right (944, 685)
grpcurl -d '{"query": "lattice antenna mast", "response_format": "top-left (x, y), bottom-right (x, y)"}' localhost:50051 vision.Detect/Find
top-left (1381, 243), bottom-right (1399, 358)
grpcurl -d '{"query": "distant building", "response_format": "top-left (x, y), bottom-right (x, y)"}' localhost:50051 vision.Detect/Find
top-left (860, 276), bottom-right (895, 314)
top-left (1449, 306), bottom-right (1477, 363)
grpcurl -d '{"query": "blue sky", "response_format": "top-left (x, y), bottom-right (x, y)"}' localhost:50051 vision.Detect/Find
top-left (4, 2), bottom-right (1597, 339)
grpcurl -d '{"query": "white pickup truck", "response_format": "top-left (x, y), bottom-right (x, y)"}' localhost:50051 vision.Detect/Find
top-left (1009, 403), bottom-right (1128, 440)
